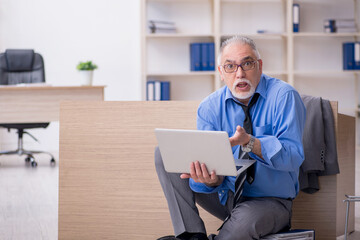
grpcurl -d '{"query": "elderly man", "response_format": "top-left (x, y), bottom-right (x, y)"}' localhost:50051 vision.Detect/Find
top-left (155, 36), bottom-right (306, 240)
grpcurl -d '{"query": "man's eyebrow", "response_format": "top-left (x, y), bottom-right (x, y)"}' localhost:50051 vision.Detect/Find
top-left (241, 56), bottom-right (254, 61)
top-left (224, 59), bottom-right (235, 63)
top-left (224, 56), bottom-right (255, 64)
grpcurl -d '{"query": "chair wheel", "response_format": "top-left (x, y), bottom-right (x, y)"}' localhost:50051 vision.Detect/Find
top-left (31, 161), bottom-right (38, 167)
top-left (25, 157), bottom-right (32, 162)
top-left (50, 158), bottom-right (56, 166)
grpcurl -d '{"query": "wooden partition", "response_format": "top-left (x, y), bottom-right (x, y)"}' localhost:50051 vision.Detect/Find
top-left (59, 101), bottom-right (355, 240)
top-left (0, 86), bottom-right (105, 123)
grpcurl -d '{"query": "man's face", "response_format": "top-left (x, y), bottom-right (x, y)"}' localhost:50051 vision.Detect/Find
top-left (218, 43), bottom-right (262, 104)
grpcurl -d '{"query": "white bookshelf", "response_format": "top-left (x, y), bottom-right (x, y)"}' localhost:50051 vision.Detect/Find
top-left (141, 0), bottom-right (360, 108)
top-left (142, 0), bottom-right (360, 144)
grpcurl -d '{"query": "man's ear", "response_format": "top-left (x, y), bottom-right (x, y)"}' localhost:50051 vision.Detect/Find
top-left (258, 59), bottom-right (263, 72)
top-left (218, 65), bottom-right (224, 81)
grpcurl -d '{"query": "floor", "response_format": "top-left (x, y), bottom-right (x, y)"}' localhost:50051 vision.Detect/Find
top-left (0, 154), bottom-right (58, 240)
top-left (0, 151), bottom-right (359, 240)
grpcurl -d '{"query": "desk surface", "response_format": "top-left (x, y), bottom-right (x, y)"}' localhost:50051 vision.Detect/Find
top-left (0, 85), bottom-right (104, 91)
top-left (0, 85), bottom-right (105, 123)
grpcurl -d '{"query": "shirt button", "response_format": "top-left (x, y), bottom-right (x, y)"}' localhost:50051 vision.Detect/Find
top-left (219, 193), bottom-right (222, 196)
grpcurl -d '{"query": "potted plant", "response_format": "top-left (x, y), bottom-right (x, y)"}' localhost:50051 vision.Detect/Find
top-left (76, 61), bottom-right (98, 86)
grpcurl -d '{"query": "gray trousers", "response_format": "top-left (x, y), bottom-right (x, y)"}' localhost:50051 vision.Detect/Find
top-left (155, 147), bottom-right (292, 240)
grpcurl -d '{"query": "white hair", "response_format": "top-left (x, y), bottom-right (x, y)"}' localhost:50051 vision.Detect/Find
top-left (217, 36), bottom-right (261, 66)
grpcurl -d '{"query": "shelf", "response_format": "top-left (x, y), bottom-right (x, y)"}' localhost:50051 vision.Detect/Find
top-left (293, 70), bottom-right (360, 76)
top-left (263, 71), bottom-right (288, 76)
top-left (293, 32), bottom-right (360, 37)
top-left (147, 0), bottom-right (209, 2)
top-left (146, 33), bottom-right (214, 39)
top-left (147, 71), bottom-right (217, 77)
top-left (343, 70), bottom-right (360, 74)
top-left (221, 33), bottom-right (286, 39)
top-left (148, 71), bottom-right (287, 77)
top-left (221, 0), bottom-right (283, 3)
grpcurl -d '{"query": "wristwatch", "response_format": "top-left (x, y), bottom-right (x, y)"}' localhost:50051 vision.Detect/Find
top-left (242, 135), bottom-right (255, 153)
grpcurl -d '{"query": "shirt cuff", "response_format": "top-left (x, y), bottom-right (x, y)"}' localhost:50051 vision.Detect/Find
top-left (189, 178), bottom-right (224, 193)
top-left (250, 135), bottom-right (282, 166)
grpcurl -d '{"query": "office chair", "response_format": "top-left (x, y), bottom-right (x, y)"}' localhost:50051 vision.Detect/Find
top-left (0, 49), bottom-right (55, 167)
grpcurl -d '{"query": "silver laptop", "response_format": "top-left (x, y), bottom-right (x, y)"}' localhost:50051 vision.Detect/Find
top-left (155, 128), bottom-right (255, 176)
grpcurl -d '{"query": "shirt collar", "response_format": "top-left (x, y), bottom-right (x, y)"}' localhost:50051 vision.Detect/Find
top-left (225, 74), bottom-right (267, 104)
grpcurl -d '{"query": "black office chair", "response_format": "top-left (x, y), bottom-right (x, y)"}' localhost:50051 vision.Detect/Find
top-left (0, 49), bottom-right (55, 167)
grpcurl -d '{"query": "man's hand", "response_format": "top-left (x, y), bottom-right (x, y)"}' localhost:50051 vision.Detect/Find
top-left (229, 125), bottom-right (264, 160)
top-left (180, 161), bottom-right (224, 187)
top-left (229, 125), bottom-right (251, 147)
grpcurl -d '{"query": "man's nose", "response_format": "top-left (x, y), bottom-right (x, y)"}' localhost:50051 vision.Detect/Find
top-left (235, 66), bottom-right (246, 78)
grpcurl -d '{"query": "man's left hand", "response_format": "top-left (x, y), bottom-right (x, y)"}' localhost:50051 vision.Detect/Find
top-left (229, 125), bottom-right (251, 147)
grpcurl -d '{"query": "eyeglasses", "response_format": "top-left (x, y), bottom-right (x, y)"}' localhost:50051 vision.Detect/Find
top-left (222, 60), bottom-right (259, 73)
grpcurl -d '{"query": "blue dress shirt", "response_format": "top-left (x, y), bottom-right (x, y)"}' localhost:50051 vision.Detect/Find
top-left (190, 74), bottom-right (306, 205)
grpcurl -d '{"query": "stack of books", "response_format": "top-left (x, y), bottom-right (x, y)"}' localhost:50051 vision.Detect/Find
top-left (148, 20), bottom-right (176, 34)
top-left (343, 42), bottom-right (360, 70)
top-left (324, 19), bottom-right (357, 33)
top-left (260, 229), bottom-right (314, 240)
top-left (146, 80), bottom-right (170, 101)
top-left (190, 42), bottom-right (215, 71)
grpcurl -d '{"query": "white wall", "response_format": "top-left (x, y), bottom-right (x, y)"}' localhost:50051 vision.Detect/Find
top-left (0, 0), bottom-right (141, 152)
top-left (0, 0), bottom-right (358, 154)
top-left (0, 0), bottom-right (141, 100)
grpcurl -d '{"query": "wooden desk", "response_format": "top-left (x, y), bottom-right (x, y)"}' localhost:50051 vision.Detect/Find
top-left (0, 86), bottom-right (104, 123)
top-left (59, 101), bottom-right (354, 240)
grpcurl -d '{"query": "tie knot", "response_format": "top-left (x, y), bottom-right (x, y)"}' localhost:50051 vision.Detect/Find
top-left (234, 93), bottom-right (259, 115)
top-left (233, 93), bottom-right (259, 108)
top-left (248, 93), bottom-right (259, 108)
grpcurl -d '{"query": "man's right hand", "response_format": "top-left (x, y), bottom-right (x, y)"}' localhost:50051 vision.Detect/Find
top-left (180, 161), bottom-right (224, 187)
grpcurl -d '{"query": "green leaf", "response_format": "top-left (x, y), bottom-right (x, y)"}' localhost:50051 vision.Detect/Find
top-left (76, 61), bottom-right (98, 70)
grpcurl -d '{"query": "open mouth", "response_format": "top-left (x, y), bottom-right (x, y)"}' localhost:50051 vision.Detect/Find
top-left (236, 82), bottom-right (249, 90)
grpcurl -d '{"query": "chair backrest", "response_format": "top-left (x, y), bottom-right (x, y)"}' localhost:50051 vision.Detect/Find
top-left (0, 49), bottom-right (45, 85)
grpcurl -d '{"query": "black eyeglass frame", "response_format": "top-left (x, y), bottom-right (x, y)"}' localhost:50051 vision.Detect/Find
top-left (222, 59), bottom-right (260, 73)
